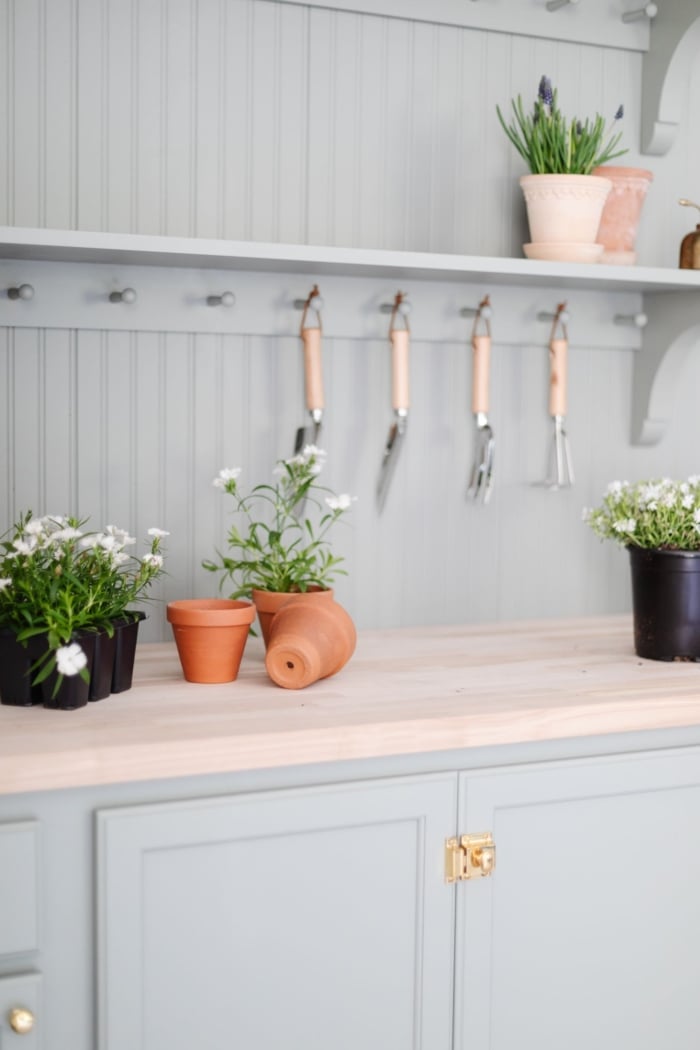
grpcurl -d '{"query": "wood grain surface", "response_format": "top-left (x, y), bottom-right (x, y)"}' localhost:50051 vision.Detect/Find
top-left (2, 616), bottom-right (700, 795)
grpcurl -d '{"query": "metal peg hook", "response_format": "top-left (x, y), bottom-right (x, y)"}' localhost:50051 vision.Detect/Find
top-left (679, 198), bottom-right (700, 215)
top-left (622, 2), bottom-right (657, 21)
top-left (294, 285), bottom-right (324, 312)
top-left (460, 296), bottom-right (493, 321)
top-left (7, 283), bottom-right (34, 301)
top-left (537, 304), bottom-right (571, 326)
top-left (538, 302), bottom-right (570, 341)
top-left (206, 291), bottom-right (235, 307)
top-left (109, 288), bottom-right (137, 304)
top-left (615, 312), bottom-right (648, 328)
top-left (380, 294), bottom-right (412, 317)
top-left (546, 0), bottom-right (579, 11)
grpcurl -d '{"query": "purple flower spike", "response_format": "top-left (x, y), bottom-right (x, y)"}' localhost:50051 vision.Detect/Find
top-left (538, 75), bottom-right (554, 106)
top-left (615, 104), bottom-right (624, 120)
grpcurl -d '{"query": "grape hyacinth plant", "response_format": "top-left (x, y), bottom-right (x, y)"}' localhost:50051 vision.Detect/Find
top-left (0, 513), bottom-right (168, 689)
top-left (204, 446), bottom-right (355, 599)
top-left (584, 478), bottom-right (700, 551)
top-left (497, 75), bottom-right (627, 175)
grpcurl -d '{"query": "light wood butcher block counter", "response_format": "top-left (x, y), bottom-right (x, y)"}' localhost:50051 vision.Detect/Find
top-left (3, 614), bottom-right (700, 796)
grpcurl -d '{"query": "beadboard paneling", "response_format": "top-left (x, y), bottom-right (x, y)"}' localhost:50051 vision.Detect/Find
top-left (3, 323), bottom-right (700, 641)
top-left (2, 1), bottom-right (700, 640)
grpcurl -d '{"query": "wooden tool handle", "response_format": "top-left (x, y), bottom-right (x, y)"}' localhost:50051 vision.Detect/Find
top-left (549, 337), bottom-right (568, 417)
top-left (301, 327), bottom-right (324, 412)
top-left (471, 334), bottom-right (491, 414)
top-left (390, 328), bottom-right (410, 411)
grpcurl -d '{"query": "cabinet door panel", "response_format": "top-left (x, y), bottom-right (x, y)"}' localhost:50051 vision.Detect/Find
top-left (0, 973), bottom-right (42, 1049)
top-left (98, 774), bottom-right (456, 1050)
top-left (456, 750), bottom-right (700, 1050)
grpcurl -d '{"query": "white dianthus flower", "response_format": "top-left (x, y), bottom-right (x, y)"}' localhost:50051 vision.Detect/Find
top-left (142, 553), bottom-right (163, 569)
top-left (0, 578), bottom-right (11, 591)
top-left (325, 494), bottom-right (355, 511)
top-left (55, 643), bottom-right (87, 677)
top-left (147, 527), bottom-right (169, 538)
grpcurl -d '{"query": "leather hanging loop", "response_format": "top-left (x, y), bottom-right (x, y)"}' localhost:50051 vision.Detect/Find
top-left (299, 284), bottom-right (322, 337)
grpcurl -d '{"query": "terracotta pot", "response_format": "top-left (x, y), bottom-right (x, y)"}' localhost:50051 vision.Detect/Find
top-left (167, 599), bottom-right (255, 683)
top-left (265, 596), bottom-right (356, 689)
top-left (519, 173), bottom-right (612, 261)
top-left (592, 165), bottom-right (654, 265)
top-left (251, 587), bottom-right (334, 648)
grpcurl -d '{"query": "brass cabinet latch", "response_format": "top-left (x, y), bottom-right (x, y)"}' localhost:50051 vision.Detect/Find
top-left (445, 832), bottom-right (496, 882)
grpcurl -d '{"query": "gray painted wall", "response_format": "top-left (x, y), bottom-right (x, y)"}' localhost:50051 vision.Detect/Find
top-left (1, 0), bottom-right (700, 637)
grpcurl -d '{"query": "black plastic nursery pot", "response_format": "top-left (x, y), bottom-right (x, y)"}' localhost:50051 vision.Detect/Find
top-left (629, 546), bottom-right (700, 661)
top-left (111, 611), bottom-right (146, 693)
top-left (0, 630), bottom-right (44, 706)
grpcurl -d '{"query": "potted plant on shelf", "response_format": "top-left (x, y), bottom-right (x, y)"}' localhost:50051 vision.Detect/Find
top-left (497, 76), bottom-right (627, 263)
top-left (585, 477), bottom-right (700, 661)
top-left (0, 512), bottom-right (167, 709)
top-left (203, 446), bottom-right (356, 651)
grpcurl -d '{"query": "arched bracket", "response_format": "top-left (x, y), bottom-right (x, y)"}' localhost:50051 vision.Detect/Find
top-left (641, 2), bottom-right (700, 155)
top-left (631, 291), bottom-right (700, 444)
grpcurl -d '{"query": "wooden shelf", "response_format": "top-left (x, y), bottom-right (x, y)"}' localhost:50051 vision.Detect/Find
top-left (2, 225), bottom-right (700, 293)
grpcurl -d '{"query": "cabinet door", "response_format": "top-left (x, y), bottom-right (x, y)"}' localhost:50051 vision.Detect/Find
top-left (455, 749), bottom-right (700, 1050)
top-left (97, 774), bottom-right (456, 1050)
top-left (0, 973), bottom-right (42, 1049)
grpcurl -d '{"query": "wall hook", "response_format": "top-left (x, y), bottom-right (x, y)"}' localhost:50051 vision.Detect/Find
top-left (538, 304), bottom-right (571, 328)
top-left (206, 291), bottom-right (235, 307)
top-left (380, 293), bottom-right (411, 318)
top-left (460, 295), bottom-right (492, 321)
top-left (109, 288), bottom-right (137, 304)
top-left (615, 312), bottom-right (648, 328)
top-left (294, 285), bottom-right (324, 313)
top-left (7, 283), bottom-right (34, 301)
top-left (546, 0), bottom-right (579, 11)
top-left (622, 2), bottom-right (657, 21)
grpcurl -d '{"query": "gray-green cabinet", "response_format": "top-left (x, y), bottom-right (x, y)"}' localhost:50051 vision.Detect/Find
top-left (455, 749), bottom-right (700, 1050)
top-left (97, 774), bottom-right (457, 1050)
top-left (4, 741), bottom-right (700, 1049)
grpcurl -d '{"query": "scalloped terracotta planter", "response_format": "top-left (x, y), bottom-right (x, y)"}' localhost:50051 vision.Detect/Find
top-left (265, 596), bottom-right (356, 689)
top-left (167, 599), bottom-right (255, 683)
top-left (251, 587), bottom-right (335, 648)
top-left (519, 173), bottom-right (612, 259)
top-left (592, 165), bottom-right (653, 265)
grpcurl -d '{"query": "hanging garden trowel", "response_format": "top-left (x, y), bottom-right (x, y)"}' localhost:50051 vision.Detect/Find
top-left (294, 285), bottom-right (324, 454)
top-left (376, 292), bottom-right (411, 511)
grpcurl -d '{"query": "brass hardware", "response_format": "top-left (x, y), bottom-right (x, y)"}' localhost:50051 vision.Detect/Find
top-left (9, 1007), bottom-right (35, 1034)
top-left (445, 832), bottom-right (496, 882)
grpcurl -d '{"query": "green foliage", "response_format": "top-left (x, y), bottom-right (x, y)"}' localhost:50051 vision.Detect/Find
top-left (496, 76), bottom-right (627, 175)
top-left (203, 448), bottom-right (354, 599)
top-left (584, 478), bottom-right (700, 551)
top-left (0, 512), bottom-right (167, 683)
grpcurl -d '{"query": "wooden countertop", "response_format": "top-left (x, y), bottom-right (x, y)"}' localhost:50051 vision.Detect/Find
top-left (2, 615), bottom-right (700, 795)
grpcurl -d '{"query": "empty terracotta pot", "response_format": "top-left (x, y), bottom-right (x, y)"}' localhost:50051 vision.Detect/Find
top-left (592, 165), bottom-right (653, 265)
top-left (251, 587), bottom-right (335, 648)
top-left (265, 596), bottom-right (356, 689)
top-left (167, 599), bottom-right (255, 683)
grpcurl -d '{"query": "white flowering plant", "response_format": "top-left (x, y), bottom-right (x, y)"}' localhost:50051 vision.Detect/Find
top-left (203, 446), bottom-right (355, 598)
top-left (584, 477), bottom-right (700, 550)
top-left (0, 512), bottom-right (168, 686)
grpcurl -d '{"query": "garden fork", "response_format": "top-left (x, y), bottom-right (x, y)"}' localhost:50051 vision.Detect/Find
top-left (467, 295), bottom-right (495, 503)
top-left (543, 302), bottom-right (574, 489)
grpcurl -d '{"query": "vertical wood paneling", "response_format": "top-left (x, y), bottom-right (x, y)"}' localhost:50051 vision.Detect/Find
top-left (44, 0), bottom-right (77, 228)
top-left (105, 0), bottom-right (136, 231)
top-left (76, 0), bottom-right (106, 230)
top-left (3, 3), bottom-right (700, 638)
top-left (12, 0), bottom-right (41, 226)
top-left (135, 0), bottom-right (167, 234)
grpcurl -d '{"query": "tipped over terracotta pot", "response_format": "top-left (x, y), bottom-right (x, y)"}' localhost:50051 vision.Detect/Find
top-left (264, 596), bottom-right (356, 689)
top-left (167, 598), bottom-right (255, 684)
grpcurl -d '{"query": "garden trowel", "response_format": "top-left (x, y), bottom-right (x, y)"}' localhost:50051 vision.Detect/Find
top-left (294, 285), bottom-right (324, 455)
top-left (376, 292), bottom-right (410, 511)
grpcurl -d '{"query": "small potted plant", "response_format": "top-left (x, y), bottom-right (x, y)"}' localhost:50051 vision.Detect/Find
top-left (0, 512), bottom-right (168, 708)
top-left (585, 477), bottom-right (700, 661)
top-left (497, 75), bottom-right (626, 261)
top-left (203, 446), bottom-right (355, 647)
